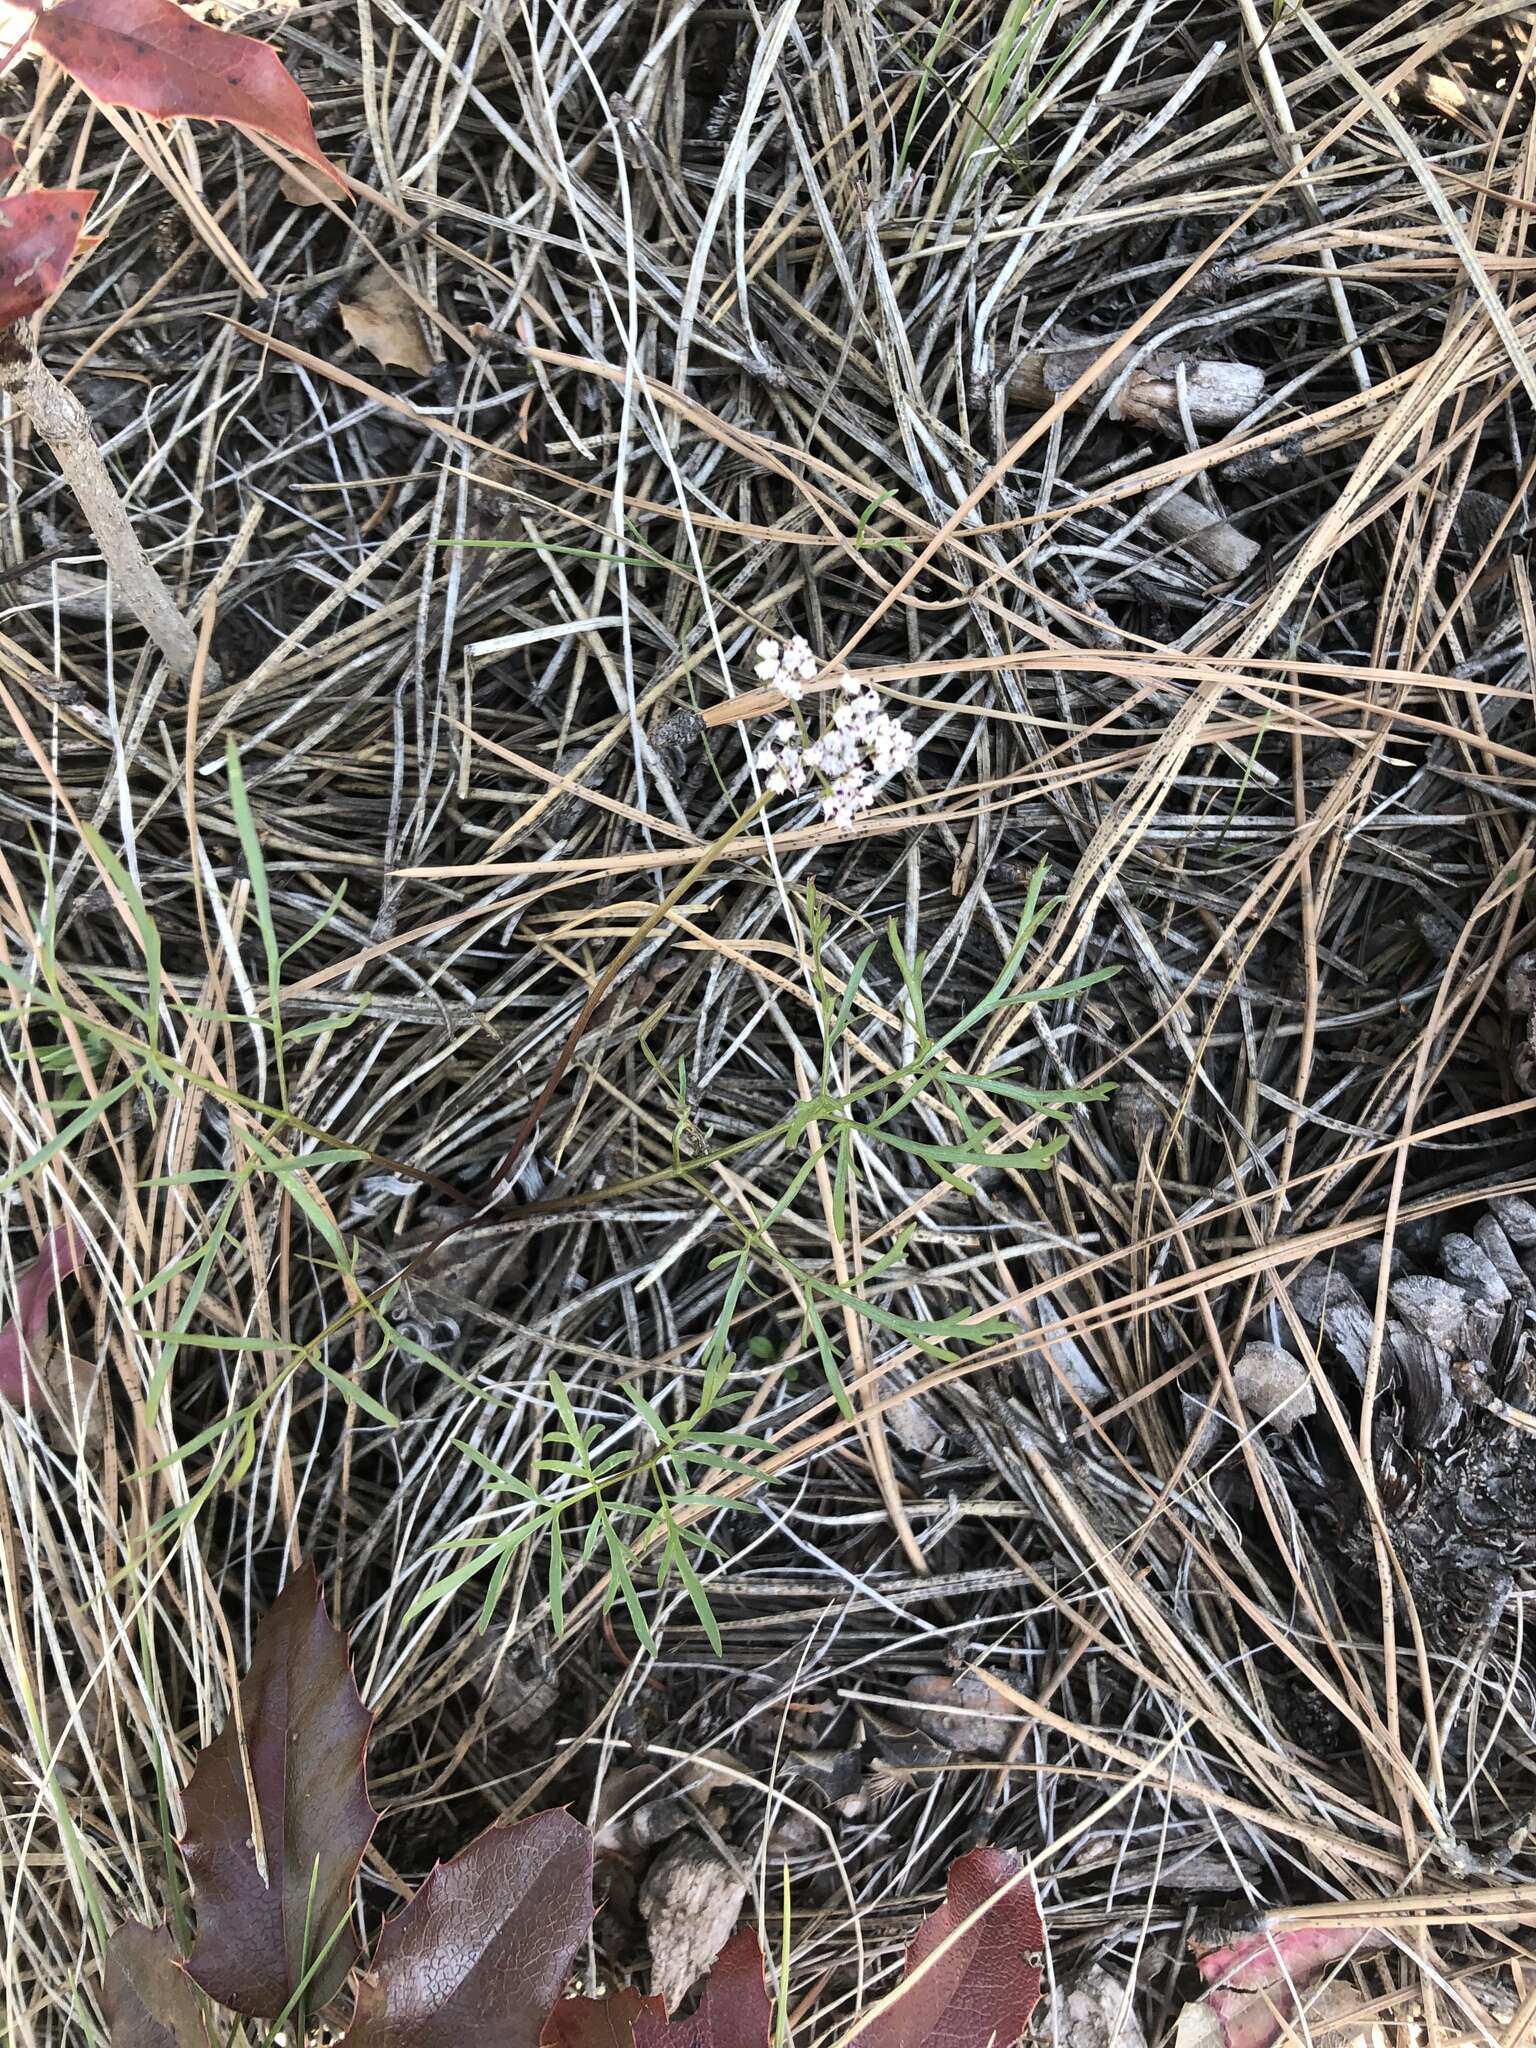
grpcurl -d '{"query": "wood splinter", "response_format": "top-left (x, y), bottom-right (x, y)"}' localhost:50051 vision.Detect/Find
top-left (1007, 329), bottom-right (1264, 436)
top-left (1147, 491), bottom-right (1260, 579)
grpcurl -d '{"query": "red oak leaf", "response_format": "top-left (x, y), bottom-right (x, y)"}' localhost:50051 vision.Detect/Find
top-left (840, 1849), bottom-right (1045, 2048)
top-left (181, 1564), bottom-right (377, 2018)
top-left (101, 1922), bottom-right (216, 2047)
top-left (0, 1218), bottom-right (92, 1402)
top-left (341, 1809), bottom-right (594, 2048)
top-left (26, 0), bottom-right (344, 189)
top-left (0, 133), bottom-right (18, 184)
top-left (632, 1933), bottom-right (771, 2048)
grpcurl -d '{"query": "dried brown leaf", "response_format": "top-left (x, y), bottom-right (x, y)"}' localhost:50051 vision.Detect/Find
top-left (102, 1923), bottom-right (215, 2048)
top-left (25, 0), bottom-right (344, 187)
top-left (0, 1219), bottom-right (91, 1403)
top-left (633, 1933), bottom-right (771, 2048)
top-left (545, 1986), bottom-right (667, 2048)
top-left (339, 268), bottom-right (431, 373)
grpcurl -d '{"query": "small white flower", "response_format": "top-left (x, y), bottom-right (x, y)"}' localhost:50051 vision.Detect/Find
top-left (749, 626), bottom-right (920, 821)
top-left (782, 635), bottom-right (818, 685)
top-left (833, 689), bottom-right (880, 742)
top-left (805, 729), bottom-right (856, 777)
top-left (823, 767), bottom-right (873, 827)
top-left (868, 711), bottom-right (916, 780)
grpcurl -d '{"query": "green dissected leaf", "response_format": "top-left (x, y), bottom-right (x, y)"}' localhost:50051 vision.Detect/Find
top-left (947, 1071), bottom-right (1113, 1107)
top-left (101, 1922), bottom-right (215, 2048)
top-left (605, 1533), bottom-right (656, 1653)
top-left (831, 1124), bottom-right (853, 1242)
top-left (826, 939), bottom-right (879, 1046)
top-left (181, 1563), bottom-right (377, 2019)
top-left (80, 822), bottom-right (162, 1045)
top-left (871, 1126), bottom-right (1069, 1171)
top-left (804, 1300), bottom-right (851, 1414)
top-left (341, 1811), bottom-right (593, 2048)
top-left (669, 1539), bottom-right (722, 1653)
top-left (409, 1528), bottom-right (533, 1619)
top-left (885, 921), bottom-right (927, 1041)
top-left (620, 1382), bottom-right (670, 1445)
top-left (548, 1513), bottom-right (568, 1632)
top-left (860, 1225), bottom-right (915, 1285)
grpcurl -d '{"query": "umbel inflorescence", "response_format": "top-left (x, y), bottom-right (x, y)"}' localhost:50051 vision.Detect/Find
top-left (751, 636), bottom-right (918, 828)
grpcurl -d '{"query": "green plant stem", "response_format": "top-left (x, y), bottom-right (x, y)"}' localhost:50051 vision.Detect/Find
top-left (485, 787), bottom-right (771, 1197)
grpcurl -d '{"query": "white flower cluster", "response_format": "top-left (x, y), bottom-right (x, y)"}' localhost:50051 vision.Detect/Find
top-left (753, 634), bottom-right (820, 699)
top-left (750, 637), bottom-right (917, 827)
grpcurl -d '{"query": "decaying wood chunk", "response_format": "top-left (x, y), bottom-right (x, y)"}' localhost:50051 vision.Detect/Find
top-left (1232, 1342), bottom-right (1315, 1433)
top-left (639, 1834), bottom-right (747, 2011)
top-left (1007, 331), bottom-right (1264, 435)
top-left (1148, 492), bottom-right (1260, 578)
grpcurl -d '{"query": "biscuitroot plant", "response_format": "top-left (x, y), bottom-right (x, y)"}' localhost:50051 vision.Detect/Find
top-left (0, 0), bottom-right (343, 676)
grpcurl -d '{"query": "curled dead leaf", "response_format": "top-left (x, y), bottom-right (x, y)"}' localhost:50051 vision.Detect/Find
top-left (840, 1847), bottom-right (1044, 2048)
top-left (1232, 1344), bottom-right (1315, 1433)
top-left (102, 1922), bottom-right (216, 2047)
top-left (180, 1564), bottom-right (377, 2017)
top-left (25, 0), bottom-right (344, 190)
top-left (339, 267), bottom-right (431, 373)
top-left (341, 1808), bottom-right (593, 2048)
top-left (0, 1219), bottom-right (92, 1404)
top-left (900, 1673), bottom-right (1015, 1757)
top-left (634, 1932), bottom-right (771, 2048)
top-left (279, 166), bottom-right (331, 208)
top-left (0, 189), bottom-right (95, 331)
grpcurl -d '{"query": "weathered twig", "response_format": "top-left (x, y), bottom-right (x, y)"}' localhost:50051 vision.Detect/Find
top-left (1148, 491), bottom-right (1260, 578)
top-left (0, 335), bottom-right (206, 680)
top-left (1007, 329), bottom-right (1264, 435)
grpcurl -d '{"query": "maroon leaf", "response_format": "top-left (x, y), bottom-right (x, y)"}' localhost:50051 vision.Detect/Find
top-left (0, 133), bottom-right (18, 184)
top-left (1186, 1922), bottom-right (1388, 2048)
top-left (842, 1849), bottom-right (1044, 2048)
top-left (1193, 1922), bottom-right (1386, 1991)
top-left (102, 1923), bottom-right (216, 2047)
top-left (546, 1987), bottom-right (668, 2048)
top-left (26, 0), bottom-right (344, 189)
top-left (632, 1933), bottom-right (771, 2048)
top-left (0, 1218), bottom-right (91, 1402)
top-left (181, 1563), bottom-right (377, 2018)
top-left (341, 1809), bottom-right (594, 2048)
